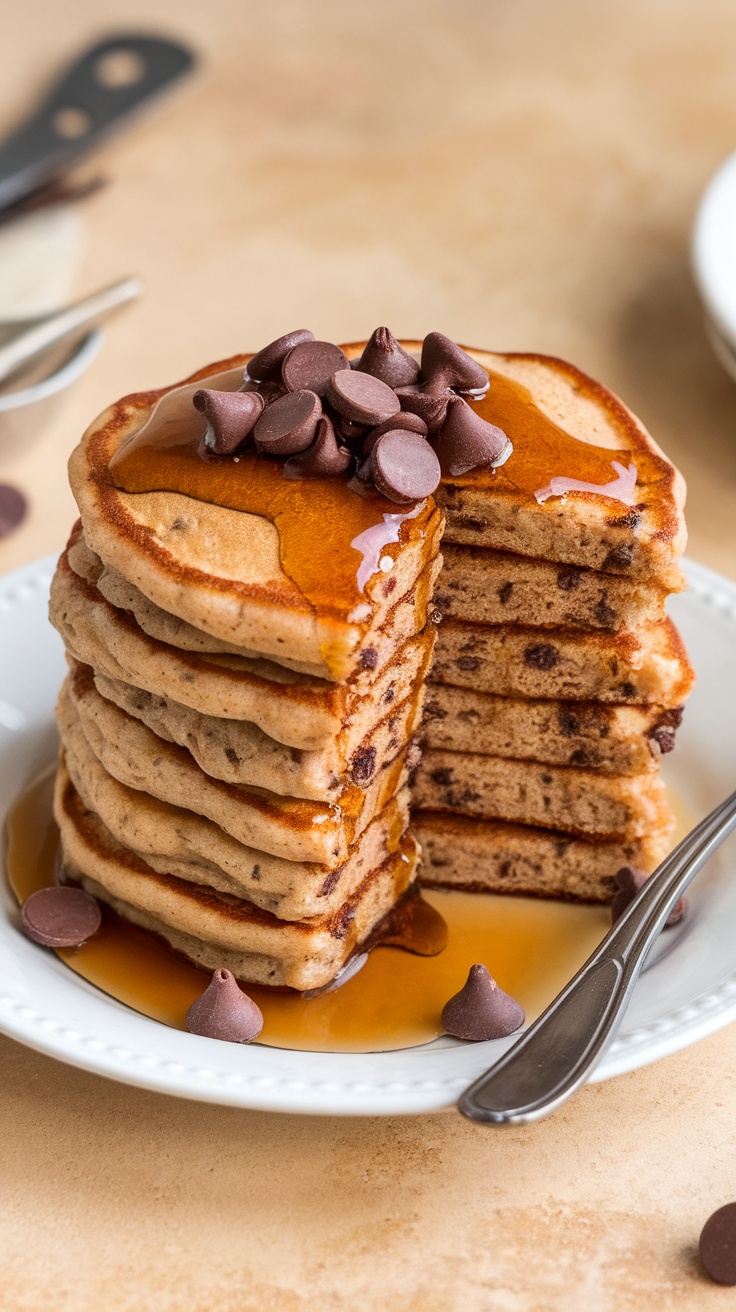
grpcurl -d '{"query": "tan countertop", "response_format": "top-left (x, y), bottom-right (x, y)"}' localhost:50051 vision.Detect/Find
top-left (3, 2), bottom-right (736, 1308)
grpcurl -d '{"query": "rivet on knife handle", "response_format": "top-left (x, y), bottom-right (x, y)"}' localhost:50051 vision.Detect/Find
top-left (0, 34), bottom-right (196, 213)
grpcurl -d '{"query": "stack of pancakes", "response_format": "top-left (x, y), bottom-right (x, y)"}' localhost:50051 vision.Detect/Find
top-left (413, 352), bottom-right (694, 900)
top-left (49, 375), bottom-right (444, 991)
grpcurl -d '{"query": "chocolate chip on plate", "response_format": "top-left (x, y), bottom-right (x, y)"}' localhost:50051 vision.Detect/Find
top-left (699, 1203), bottom-right (736, 1285)
top-left (610, 866), bottom-right (687, 928)
top-left (441, 963), bottom-right (525, 1040)
top-left (433, 394), bottom-right (512, 476)
top-left (284, 415), bottom-right (352, 478)
top-left (0, 484), bottom-right (28, 539)
top-left (354, 327), bottom-right (420, 388)
top-left (193, 389), bottom-right (264, 455)
top-left (281, 340), bottom-right (350, 396)
top-left (253, 389), bottom-right (322, 455)
top-left (246, 329), bottom-right (315, 382)
top-left (370, 429), bottom-right (441, 504)
top-left (420, 331), bottom-right (490, 395)
top-left (20, 885), bottom-right (102, 948)
top-left (185, 968), bottom-right (264, 1043)
top-left (327, 368), bottom-right (401, 426)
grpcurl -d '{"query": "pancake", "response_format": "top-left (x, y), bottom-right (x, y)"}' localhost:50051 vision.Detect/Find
top-left (422, 686), bottom-right (682, 775)
top-left (59, 668), bottom-right (413, 865)
top-left (93, 668), bottom-right (424, 799)
top-left (413, 749), bottom-right (668, 839)
top-left (55, 771), bottom-right (419, 991)
top-left (431, 616), bottom-right (694, 706)
top-left (51, 548), bottom-right (436, 750)
top-left (58, 745), bottom-right (411, 919)
top-left (68, 354), bottom-right (444, 682)
top-left (67, 521), bottom-right (442, 682)
top-left (419, 347), bottom-right (687, 590)
top-left (414, 812), bottom-right (673, 902)
top-left (435, 544), bottom-right (666, 631)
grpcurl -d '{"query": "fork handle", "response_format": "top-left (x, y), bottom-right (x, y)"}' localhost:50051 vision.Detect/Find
top-left (459, 789), bottom-right (736, 1125)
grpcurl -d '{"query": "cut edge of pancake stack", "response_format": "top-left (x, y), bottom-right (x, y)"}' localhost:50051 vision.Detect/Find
top-left (49, 329), bottom-right (462, 994)
top-left (413, 349), bottom-right (694, 902)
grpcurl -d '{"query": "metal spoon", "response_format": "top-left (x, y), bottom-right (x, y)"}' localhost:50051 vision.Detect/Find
top-left (0, 276), bottom-right (141, 388)
top-left (459, 787), bottom-right (736, 1125)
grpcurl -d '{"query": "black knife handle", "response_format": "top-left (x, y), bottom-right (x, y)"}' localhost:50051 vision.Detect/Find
top-left (0, 34), bottom-right (196, 211)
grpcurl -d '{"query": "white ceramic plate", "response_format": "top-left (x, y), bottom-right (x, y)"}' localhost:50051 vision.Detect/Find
top-left (1, 555), bottom-right (736, 1116)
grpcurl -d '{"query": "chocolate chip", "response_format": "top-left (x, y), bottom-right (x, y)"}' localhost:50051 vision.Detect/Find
top-left (433, 395), bottom-right (511, 476)
top-left (283, 415), bottom-right (351, 479)
top-left (350, 745), bottom-right (377, 784)
top-left (610, 866), bottom-right (686, 928)
top-left (593, 597), bottom-right (616, 627)
top-left (396, 384), bottom-right (451, 435)
top-left (20, 885), bottom-right (101, 948)
top-left (331, 412), bottom-right (367, 443)
top-left (327, 368), bottom-right (401, 425)
top-left (606, 510), bottom-right (640, 529)
top-left (193, 389), bottom-right (264, 455)
top-left (185, 968), bottom-right (263, 1043)
top-left (557, 705), bottom-right (581, 737)
top-left (253, 389), bottom-right (322, 455)
top-left (497, 581), bottom-right (513, 604)
top-left (618, 682), bottom-right (637, 700)
top-left (281, 340), bottom-right (349, 396)
top-left (370, 430), bottom-right (441, 504)
top-left (602, 543), bottom-right (635, 570)
top-left (556, 566), bottom-right (582, 591)
top-left (648, 725), bottom-right (677, 756)
top-left (524, 643), bottom-right (559, 670)
top-left (360, 646), bottom-right (378, 670)
top-left (420, 332), bottom-right (490, 395)
top-left (431, 768), bottom-right (454, 785)
top-left (246, 330), bottom-right (315, 382)
top-left (362, 411), bottom-right (427, 458)
top-left (700, 1204), bottom-right (736, 1284)
top-left (456, 656), bottom-right (480, 671)
top-left (0, 484), bottom-right (28, 539)
top-left (441, 963), bottom-right (525, 1040)
top-left (354, 327), bottom-right (420, 387)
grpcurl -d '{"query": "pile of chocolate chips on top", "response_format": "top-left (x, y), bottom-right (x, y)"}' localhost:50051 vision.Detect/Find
top-left (191, 328), bottom-right (513, 505)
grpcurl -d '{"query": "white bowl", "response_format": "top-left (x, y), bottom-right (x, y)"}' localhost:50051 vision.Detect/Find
top-left (693, 150), bottom-right (736, 364)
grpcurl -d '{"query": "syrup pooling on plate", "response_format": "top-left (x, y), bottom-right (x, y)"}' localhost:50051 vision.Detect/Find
top-left (6, 768), bottom-right (613, 1053)
top-left (109, 369), bottom-right (435, 632)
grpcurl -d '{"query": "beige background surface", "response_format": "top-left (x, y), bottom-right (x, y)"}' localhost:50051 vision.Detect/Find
top-left (2, 2), bottom-right (736, 1308)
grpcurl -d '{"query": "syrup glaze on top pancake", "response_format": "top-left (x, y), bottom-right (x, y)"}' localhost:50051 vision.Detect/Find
top-left (68, 343), bottom-right (686, 685)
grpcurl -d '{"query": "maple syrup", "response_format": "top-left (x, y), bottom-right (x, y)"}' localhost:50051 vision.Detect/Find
top-left (5, 767), bottom-right (617, 1053)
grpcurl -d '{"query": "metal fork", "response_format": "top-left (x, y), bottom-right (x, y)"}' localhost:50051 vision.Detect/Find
top-left (459, 788), bottom-right (736, 1125)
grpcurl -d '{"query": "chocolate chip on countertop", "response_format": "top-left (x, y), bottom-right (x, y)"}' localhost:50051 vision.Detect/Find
top-left (420, 332), bottom-right (490, 395)
top-left (433, 395), bottom-right (511, 476)
top-left (370, 429), bottom-right (441, 504)
top-left (21, 885), bottom-right (101, 948)
top-left (699, 1203), bottom-right (736, 1285)
top-left (185, 968), bottom-right (264, 1043)
top-left (0, 484), bottom-right (28, 539)
top-left (441, 963), bottom-right (525, 1040)
top-left (246, 330), bottom-right (315, 382)
top-left (193, 388), bottom-right (264, 455)
top-left (354, 327), bottom-right (420, 387)
top-left (281, 341), bottom-right (350, 396)
top-left (253, 389), bottom-right (322, 455)
top-left (283, 415), bottom-right (351, 478)
top-left (610, 865), bottom-right (687, 928)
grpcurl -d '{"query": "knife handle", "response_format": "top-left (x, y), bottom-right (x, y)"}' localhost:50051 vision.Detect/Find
top-left (0, 35), bottom-right (196, 212)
